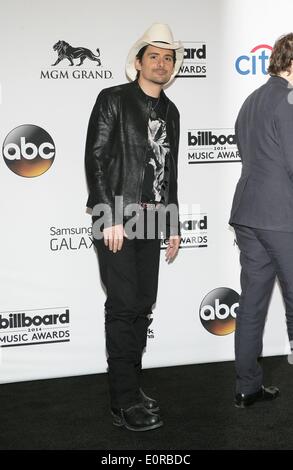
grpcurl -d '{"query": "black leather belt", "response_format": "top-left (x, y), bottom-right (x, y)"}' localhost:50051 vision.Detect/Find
top-left (139, 202), bottom-right (162, 210)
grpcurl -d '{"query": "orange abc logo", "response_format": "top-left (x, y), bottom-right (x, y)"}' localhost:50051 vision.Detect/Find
top-left (199, 287), bottom-right (239, 336)
top-left (2, 124), bottom-right (55, 177)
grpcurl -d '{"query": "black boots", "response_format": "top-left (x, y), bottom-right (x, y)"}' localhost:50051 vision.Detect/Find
top-left (111, 403), bottom-right (163, 431)
top-left (139, 388), bottom-right (159, 412)
top-left (111, 389), bottom-right (162, 431)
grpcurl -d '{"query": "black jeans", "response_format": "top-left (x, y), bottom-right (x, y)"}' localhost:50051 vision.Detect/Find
top-left (94, 233), bottom-right (161, 409)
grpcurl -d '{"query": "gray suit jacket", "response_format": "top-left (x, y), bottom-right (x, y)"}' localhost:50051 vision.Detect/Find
top-left (230, 75), bottom-right (293, 231)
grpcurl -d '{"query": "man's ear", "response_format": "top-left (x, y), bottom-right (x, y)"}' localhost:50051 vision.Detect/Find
top-left (135, 58), bottom-right (142, 72)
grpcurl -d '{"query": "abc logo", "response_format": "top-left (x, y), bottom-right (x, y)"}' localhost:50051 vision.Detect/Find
top-left (2, 124), bottom-right (55, 177)
top-left (199, 287), bottom-right (239, 336)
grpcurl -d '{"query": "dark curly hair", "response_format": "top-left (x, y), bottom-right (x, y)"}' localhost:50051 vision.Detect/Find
top-left (267, 33), bottom-right (293, 75)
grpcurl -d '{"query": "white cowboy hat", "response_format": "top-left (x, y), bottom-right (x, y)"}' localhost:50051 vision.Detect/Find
top-left (125, 23), bottom-right (184, 86)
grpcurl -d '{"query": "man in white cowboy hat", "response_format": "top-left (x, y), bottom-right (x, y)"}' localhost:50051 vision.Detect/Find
top-left (85, 23), bottom-right (183, 431)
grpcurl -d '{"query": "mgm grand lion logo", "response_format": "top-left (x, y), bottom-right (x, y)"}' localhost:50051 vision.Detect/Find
top-left (52, 40), bottom-right (101, 66)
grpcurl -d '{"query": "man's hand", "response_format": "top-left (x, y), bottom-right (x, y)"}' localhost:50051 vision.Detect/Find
top-left (103, 224), bottom-right (127, 253)
top-left (165, 235), bottom-right (181, 262)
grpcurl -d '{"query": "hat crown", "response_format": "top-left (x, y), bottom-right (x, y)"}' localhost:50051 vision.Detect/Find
top-left (142, 23), bottom-right (174, 46)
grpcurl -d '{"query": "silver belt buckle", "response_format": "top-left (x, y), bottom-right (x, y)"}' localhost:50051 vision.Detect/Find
top-left (139, 201), bottom-right (162, 210)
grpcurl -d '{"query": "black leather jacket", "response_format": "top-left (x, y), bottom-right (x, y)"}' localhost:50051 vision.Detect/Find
top-left (85, 80), bottom-right (180, 232)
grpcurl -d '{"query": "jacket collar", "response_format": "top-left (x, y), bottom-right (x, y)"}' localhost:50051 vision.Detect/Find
top-left (132, 79), bottom-right (169, 105)
top-left (268, 75), bottom-right (291, 88)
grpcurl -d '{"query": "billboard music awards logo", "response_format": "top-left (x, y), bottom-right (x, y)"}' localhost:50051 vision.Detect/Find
top-left (180, 213), bottom-right (208, 248)
top-left (0, 307), bottom-right (70, 347)
top-left (235, 44), bottom-right (272, 75)
top-left (199, 287), bottom-right (239, 336)
top-left (40, 40), bottom-right (113, 80)
top-left (2, 125), bottom-right (55, 177)
top-left (187, 128), bottom-right (240, 164)
top-left (49, 226), bottom-right (93, 251)
top-left (161, 213), bottom-right (208, 249)
top-left (176, 42), bottom-right (207, 78)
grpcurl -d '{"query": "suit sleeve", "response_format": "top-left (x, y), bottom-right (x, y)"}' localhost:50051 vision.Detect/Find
top-left (235, 115), bottom-right (243, 161)
top-left (275, 93), bottom-right (293, 182)
top-left (85, 89), bottom-right (117, 226)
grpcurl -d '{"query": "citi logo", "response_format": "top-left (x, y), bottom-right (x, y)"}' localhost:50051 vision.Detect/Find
top-left (188, 131), bottom-right (236, 147)
top-left (235, 44), bottom-right (272, 75)
top-left (0, 309), bottom-right (69, 329)
top-left (2, 125), bottom-right (55, 177)
top-left (199, 288), bottom-right (239, 336)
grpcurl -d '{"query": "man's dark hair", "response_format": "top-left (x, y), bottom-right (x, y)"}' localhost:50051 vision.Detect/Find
top-left (135, 45), bottom-right (176, 79)
top-left (267, 33), bottom-right (293, 75)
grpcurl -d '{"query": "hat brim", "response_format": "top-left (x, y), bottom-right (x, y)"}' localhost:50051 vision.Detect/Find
top-left (125, 39), bottom-right (184, 86)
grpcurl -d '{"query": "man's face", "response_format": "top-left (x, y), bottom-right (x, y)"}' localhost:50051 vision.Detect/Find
top-left (135, 45), bottom-right (175, 86)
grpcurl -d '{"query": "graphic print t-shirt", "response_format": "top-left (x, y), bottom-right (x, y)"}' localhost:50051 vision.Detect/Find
top-left (141, 95), bottom-right (170, 203)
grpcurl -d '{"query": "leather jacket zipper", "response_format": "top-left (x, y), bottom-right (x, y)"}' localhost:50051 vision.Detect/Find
top-left (137, 100), bottom-right (152, 203)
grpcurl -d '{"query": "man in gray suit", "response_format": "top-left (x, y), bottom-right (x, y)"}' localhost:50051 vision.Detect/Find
top-left (230, 33), bottom-right (293, 408)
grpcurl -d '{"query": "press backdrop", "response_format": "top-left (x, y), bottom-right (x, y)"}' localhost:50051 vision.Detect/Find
top-left (0, 0), bottom-right (291, 383)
